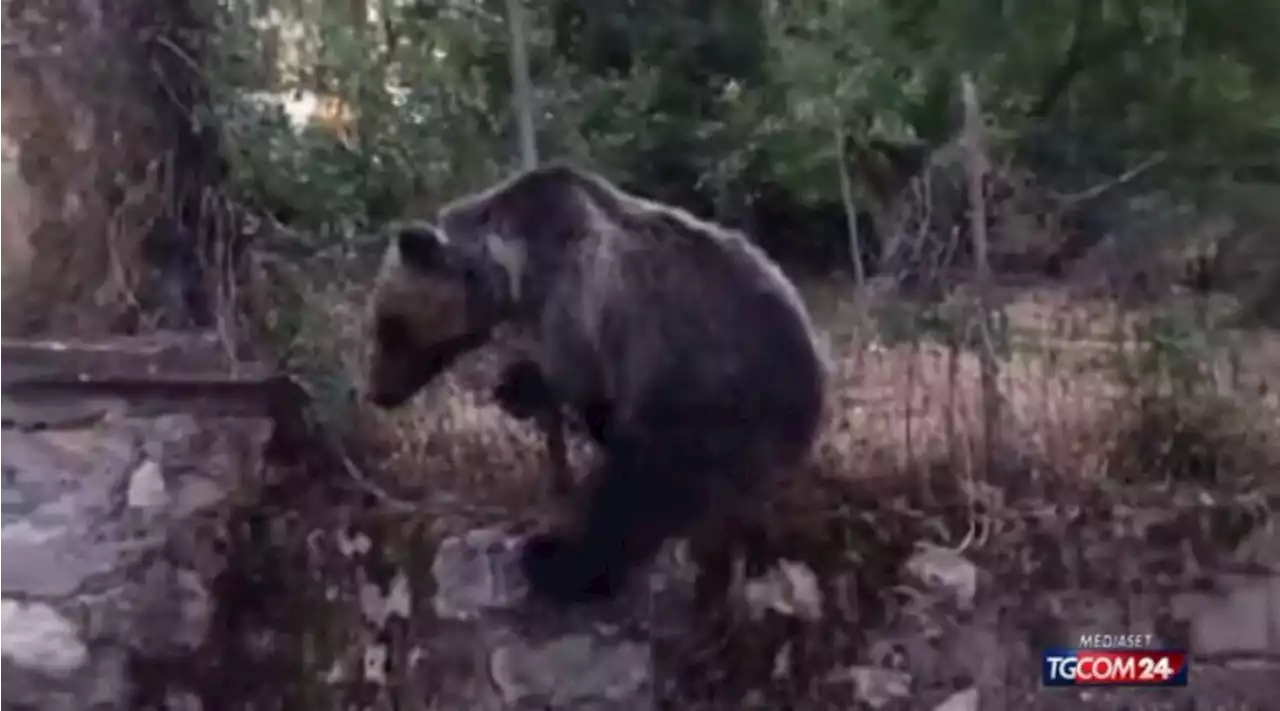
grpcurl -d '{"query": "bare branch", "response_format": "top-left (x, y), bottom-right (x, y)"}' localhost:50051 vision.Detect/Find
top-left (960, 74), bottom-right (989, 280)
top-left (1053, 152), bottom-right (1168, 207)
top-left (835, 127), bottom-right (866, 286)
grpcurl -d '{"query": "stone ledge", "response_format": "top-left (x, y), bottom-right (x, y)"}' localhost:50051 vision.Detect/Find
top-left (2, 332), bottom-right (301, 423)
top-left (2, 332), bottom-right (273, 387)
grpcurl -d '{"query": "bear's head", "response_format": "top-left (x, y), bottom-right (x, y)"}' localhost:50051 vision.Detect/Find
top-left (364, 222), bottom-right (505, 409)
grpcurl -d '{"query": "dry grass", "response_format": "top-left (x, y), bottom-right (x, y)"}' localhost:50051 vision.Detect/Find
top-left (813, 338), bottom-right (1122, 484)
top-left (317, 282), bottom-right (1122, 529)
top-left (301, 278), bottom-right (1278, 541)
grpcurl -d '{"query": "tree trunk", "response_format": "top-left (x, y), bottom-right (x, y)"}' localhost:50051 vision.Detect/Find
top-left (506, 0), bottom-right (539, 171)
top-left (2, 0), bottom-right (233, 336)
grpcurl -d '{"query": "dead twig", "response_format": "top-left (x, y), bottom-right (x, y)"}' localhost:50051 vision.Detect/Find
top-left (1053, 152), bottom-right (1168, 207)
top-left (336, 446), bottom-right (509, 518)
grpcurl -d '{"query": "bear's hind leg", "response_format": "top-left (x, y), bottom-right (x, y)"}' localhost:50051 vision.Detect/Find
top-left (520, 430), bottom-right (718, 604)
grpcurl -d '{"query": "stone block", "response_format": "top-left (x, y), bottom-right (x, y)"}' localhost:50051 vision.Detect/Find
top-left (430, 527), bottom-right (656, 710)
top-left (1173, 575), bottom-right (1274, 657)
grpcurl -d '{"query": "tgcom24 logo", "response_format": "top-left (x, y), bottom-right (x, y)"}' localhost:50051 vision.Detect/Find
top-left (1041, 648), bottom-right (1189, 687)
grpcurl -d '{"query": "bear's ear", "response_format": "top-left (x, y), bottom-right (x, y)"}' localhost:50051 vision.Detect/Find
top-left (395, 223), bottom-right (449, 272)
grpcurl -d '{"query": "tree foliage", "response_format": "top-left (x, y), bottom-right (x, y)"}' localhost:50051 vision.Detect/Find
top-left (205, 0), bottom-right (1280, 294)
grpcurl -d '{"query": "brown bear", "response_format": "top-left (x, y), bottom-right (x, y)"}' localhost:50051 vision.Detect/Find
top-left (364, 164), bottom-right (827, 605)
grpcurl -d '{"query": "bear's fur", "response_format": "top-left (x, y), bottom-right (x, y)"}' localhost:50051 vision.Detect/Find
top-left (365, 164), bottom-right (827, 604)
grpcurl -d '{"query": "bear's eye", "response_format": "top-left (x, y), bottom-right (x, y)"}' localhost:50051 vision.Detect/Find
top-left (376, 314), bottom-right (411, 350)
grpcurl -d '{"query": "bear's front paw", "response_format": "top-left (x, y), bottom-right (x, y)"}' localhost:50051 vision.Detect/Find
top-left (494, 359), bottom-right (554, 421)
top-left (520, 533), bottom-right (619, 605)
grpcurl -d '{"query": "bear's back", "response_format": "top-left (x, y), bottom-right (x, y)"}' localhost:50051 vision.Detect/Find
top-left (565, 193), bottom-right (827, 464)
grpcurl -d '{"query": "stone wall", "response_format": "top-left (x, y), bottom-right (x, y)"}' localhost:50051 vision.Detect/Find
top-left (0, 333), bottom-right (662, 710)
top-left (2, 333), bottom-right (281, 708)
